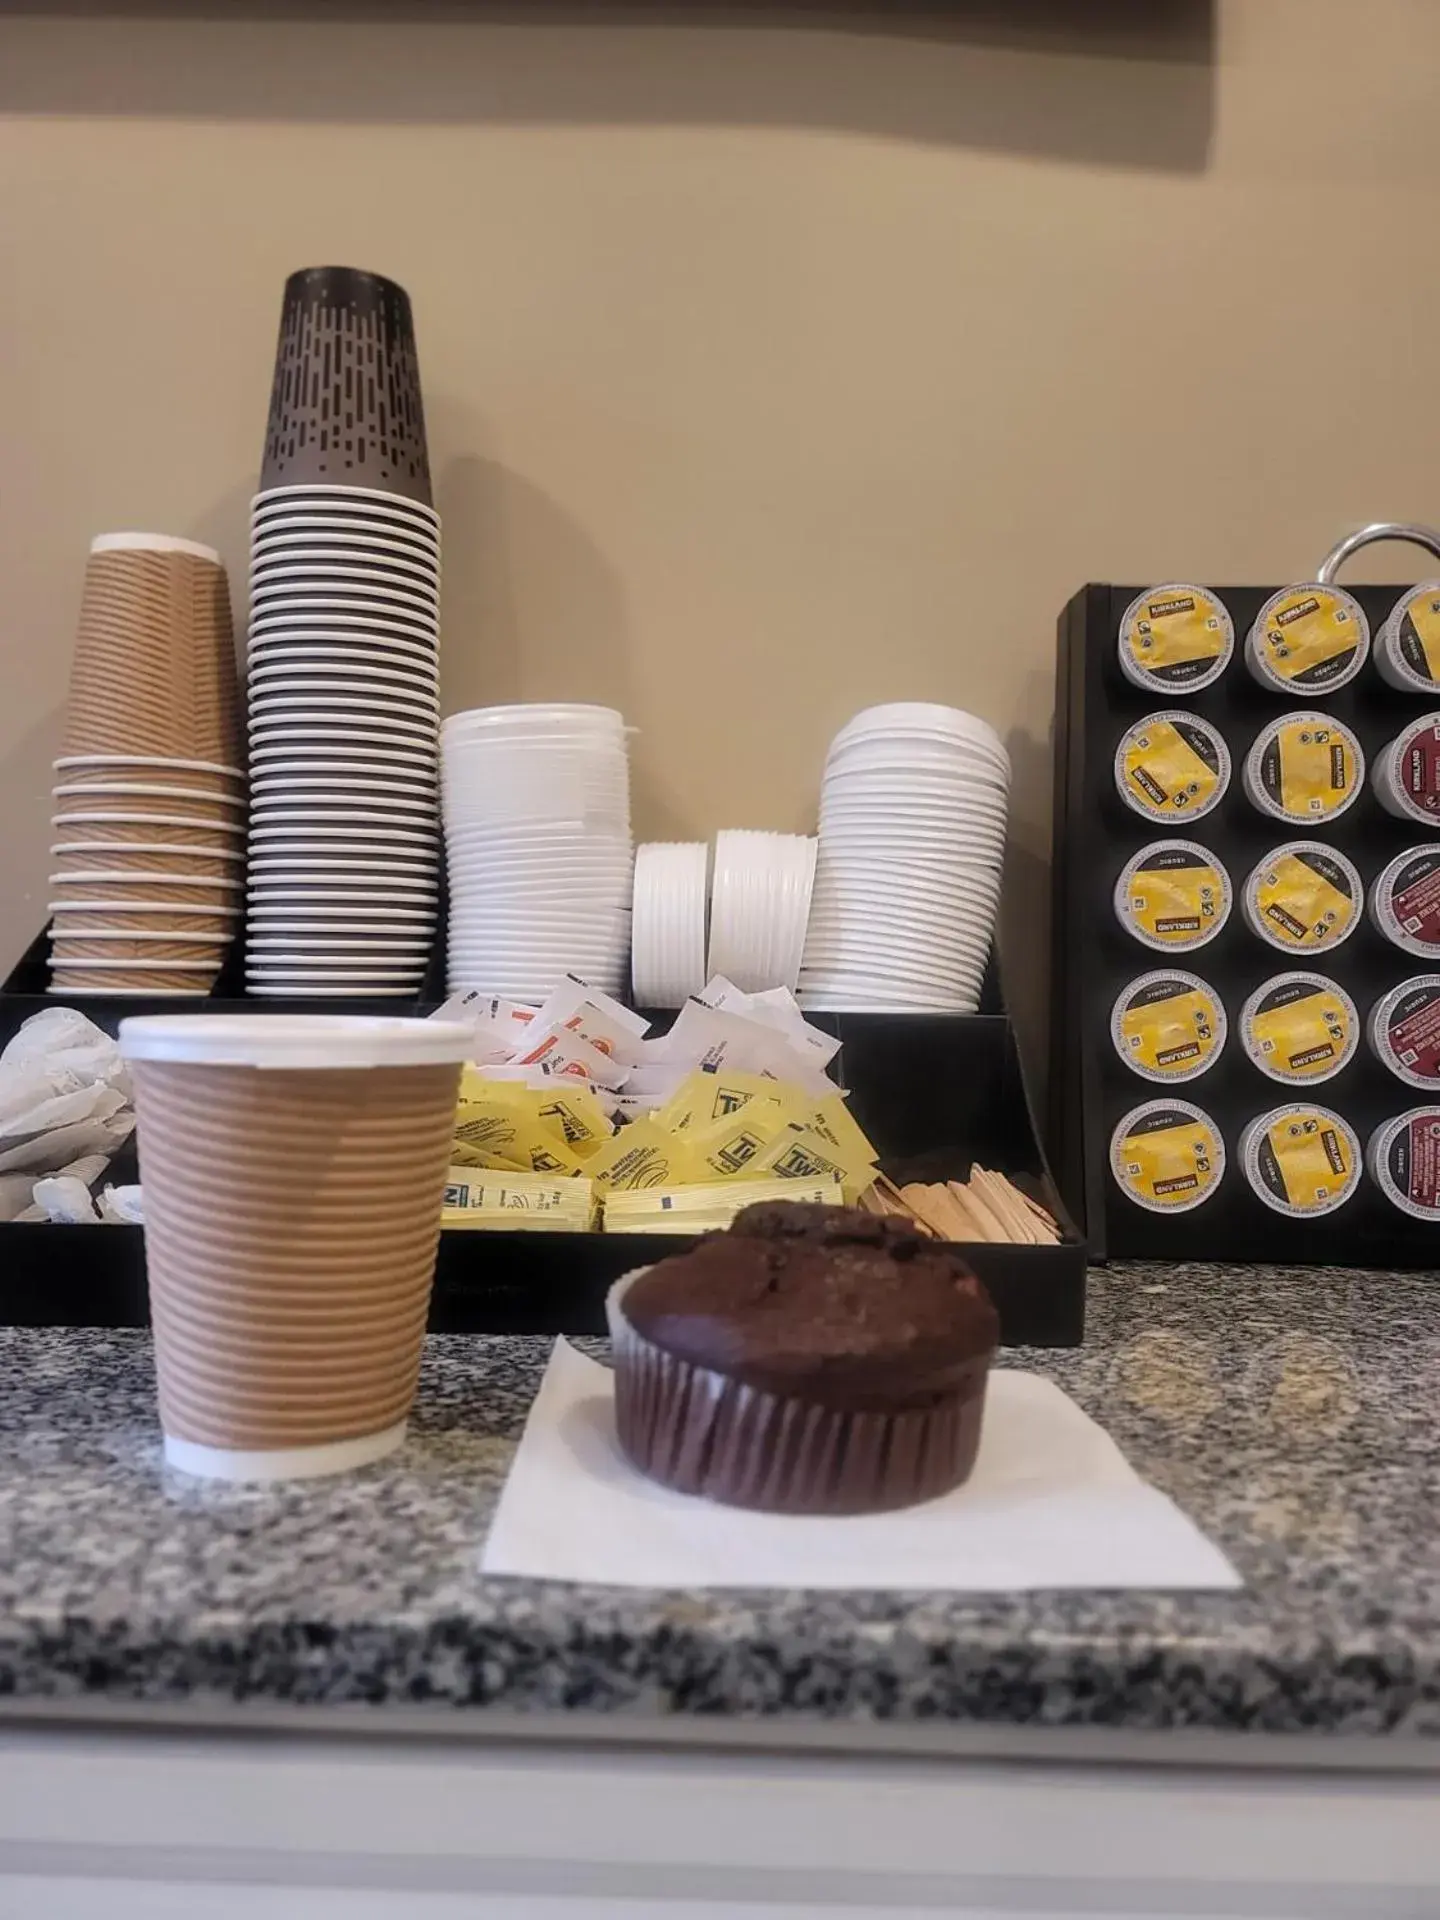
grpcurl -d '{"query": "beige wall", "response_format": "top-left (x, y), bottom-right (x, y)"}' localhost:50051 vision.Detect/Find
top-left (3, 0), bottom-right (1438, 1059)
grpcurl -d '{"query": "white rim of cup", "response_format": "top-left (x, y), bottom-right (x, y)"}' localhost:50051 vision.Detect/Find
top-left (48, 900), bottom-right (239, 917)
top-left (250, 577), bottom-right (439, 611)
top-left (90, 532), bottom-right (221, 563)
top-left (247, 630), bottom-right (437, 665)
top-left (55, 956), bottom-right (226, 972)
top-left (48, 930), bottom-right (231, 945)
top-left (248, 659), bottom-right (439, 690)
top-left (120, 1013), bottom-right (468, 1068)
top-left (50, 869), bottom-right (241, 890)
top-left (53, 783), bottom-right (245, 809)
top-left (253, 482), bottom-right (441, 521)
top-left (54, 755), bottom-right (245, 779)
top-left (248, 593), bottom-right (440, 628)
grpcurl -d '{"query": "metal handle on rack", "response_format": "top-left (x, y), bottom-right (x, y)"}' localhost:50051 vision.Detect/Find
top-left (1316, 522), bottom-right (1440, 584)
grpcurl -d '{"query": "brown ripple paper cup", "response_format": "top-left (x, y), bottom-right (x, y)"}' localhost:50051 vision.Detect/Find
top-left (60, 535), bottom-right (242, 766)
top-left (51, 967), bottom-right (217, 994)
top-left (56, 757), bottom-right (245, 796)
top-left (51, 937), bottom-right (229, 964)
top-left (119, 1014), bottom-right (471, 1480)
top-left (605, 1271), bottom-right (993, 1514)
top-left (52, 817), bottom-right (239, 848)
top-left (51, 848), bottom-right (240, 879)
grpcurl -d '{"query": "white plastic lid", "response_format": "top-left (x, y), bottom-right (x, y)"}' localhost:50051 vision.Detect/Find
top-left (90, 532), bottom-right (221, 564)
top-left (120, 1013), bottom-right (472, 1069)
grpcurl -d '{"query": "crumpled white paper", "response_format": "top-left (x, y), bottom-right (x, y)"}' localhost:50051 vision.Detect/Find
top-left (0, 1010), bottom-right (135, 1218)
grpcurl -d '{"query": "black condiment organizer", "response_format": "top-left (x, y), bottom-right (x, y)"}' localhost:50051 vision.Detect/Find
top-left (1050, 574), bottom-right (1440, 1267)
top-left (0, 932), bottom-right (1084, 1343)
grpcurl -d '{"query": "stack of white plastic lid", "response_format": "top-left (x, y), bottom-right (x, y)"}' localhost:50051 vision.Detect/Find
top-left (707, 830), bottom-right (818, 994)
top-left (244, 486), bottom-right (441, 997)
top-left (442, 705), bottom-right (634, 999)
top-left (798, 702), bottom-right (1010, 1012)
top-left (631, 841), bottom-right (709, 1009)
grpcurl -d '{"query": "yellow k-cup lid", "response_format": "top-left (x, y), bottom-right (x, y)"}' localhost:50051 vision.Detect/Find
top-left (1377, 584), bottom-right (1440, 693)
top-left (1110, 970), bottom-right (1226, 1084)
top-left (1243, 712), bottom-right (1364, 825)
top-left (1113, 840), bottom-right (1231, 952)
top-left (1243, 841), bottom-right (1363, 954)
top-left (1118, 585), bottom-right (1234, 694)
top-left (1240, 1103), bottom-right (1362, 1217)
top-left (1114, 711), bottom-right (1230, 823)
top-left (1109, 1098), bottom-right (1225, 1212)
top-left (1246, 584), bottom-right (1370, 695)
top-left (1239, 972), bottom-right (1359, 1085)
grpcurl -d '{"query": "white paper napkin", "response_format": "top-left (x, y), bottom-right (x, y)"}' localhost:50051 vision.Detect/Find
top-left (480, 1342), bottom-right (1241, 1592)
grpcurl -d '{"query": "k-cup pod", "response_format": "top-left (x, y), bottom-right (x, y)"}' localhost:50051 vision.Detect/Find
top-left (1366, 1107), bottom-right (1440, 1221)
top-left (1369, 846), bottom-right (1440, 959)
top-left (1242, 841), bottom-right (1362, 955)
top-left (1110, 970), bottom-right (1226, 1084)
top-left (1245, 584), bottom-right (1369, 695)
top-left (1109, 1098), bottom-right (1225, 1213)
top-left (1117, 585), bottom-right (1234, 694)
top-left (1243, 712), bottom-right (1364, 826)
top-left (1372, 713), bottom-right (1440, 827)
top-left (1376, 584), bottom-right (1440, 692)
top-left (1239, 973), bottom-right (1359, 1086)
top-left (1239, 1103), bottom-right (1362, 1218)
top-left (1114, 711), bottom-right (1230, 824)
top-left (118, 1014), bottom-right (472, 1482)
top-left (1367, 976), bottom-right (1440, 1091)
top-left (1113, 840), bottom-right (1231, 952)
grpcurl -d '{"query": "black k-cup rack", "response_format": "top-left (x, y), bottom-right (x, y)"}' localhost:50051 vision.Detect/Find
top-left (1051, 529), bottom-right (1440, 1268)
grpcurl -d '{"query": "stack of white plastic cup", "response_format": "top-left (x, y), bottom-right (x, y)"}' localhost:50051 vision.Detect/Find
top-left (798, 703), bottom-right (1009, 1013)
top-left (706, 830), bottom-right (818, 994)
top-left (442, 704), bottom-right (634, 1000)
top-left (631, 842), bottom-right (709, 1009)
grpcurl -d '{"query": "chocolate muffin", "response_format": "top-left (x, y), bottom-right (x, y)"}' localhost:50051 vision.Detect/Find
top-left (606, 1200), bottom-right (999, 1513)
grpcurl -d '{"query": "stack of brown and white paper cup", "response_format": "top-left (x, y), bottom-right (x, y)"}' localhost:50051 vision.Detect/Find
top-left (49, 534), bottom-right (245, 997)
top-left (245, 267), bottom-right (440, 999)
top-left (119, 1013), bottom-right (471, 1481)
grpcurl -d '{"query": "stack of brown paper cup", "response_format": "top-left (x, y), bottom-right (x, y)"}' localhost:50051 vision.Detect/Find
top-left (50, 534), bottom-right (246, 997)
top-left (119, 1013), bottom-right (472, 1480)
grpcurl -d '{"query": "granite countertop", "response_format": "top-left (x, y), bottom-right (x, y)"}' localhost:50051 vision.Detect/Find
top-left (0, 1262), bottom-right (1436, 1739)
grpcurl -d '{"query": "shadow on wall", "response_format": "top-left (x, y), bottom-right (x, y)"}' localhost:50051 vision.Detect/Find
top-left (0, 0), bottom-right (1217, 172)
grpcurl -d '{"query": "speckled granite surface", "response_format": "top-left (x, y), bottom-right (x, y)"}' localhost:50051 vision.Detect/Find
top-left (0, 1263), bottom-right (1436, 1735)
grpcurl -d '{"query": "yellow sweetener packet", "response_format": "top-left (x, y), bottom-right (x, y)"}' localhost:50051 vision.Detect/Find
top-left (602, 1177), bottom-right (842, 1233)
top-left (807, 1091), bottom-right (878, 1176)
top-left (442, 1167), bottom-right (597, 1232)
top-left (452, 1071), bottom-right (591, 1176)
top-left (654, 1068), bottom-right (784, 1134)
top-left (532, 1084), bottom-right (614, 1158)
top-left (750, 1125), bottom-right (872, 1198)
top-left (585, 1116), bottom-right (699, 1190)
top-left (683, 1102), bottom-right (795, 1181)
